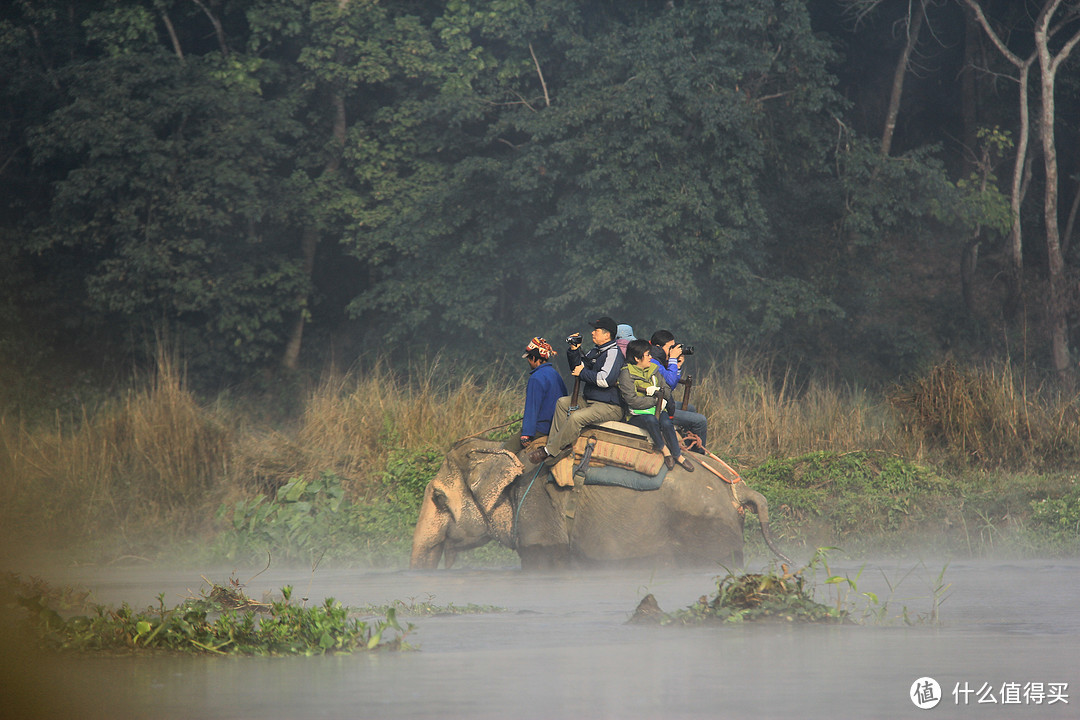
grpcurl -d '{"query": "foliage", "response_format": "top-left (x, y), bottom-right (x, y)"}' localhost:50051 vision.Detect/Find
top-left (25, 48), bottom-right (308, 374)
top-left (3, 573), bottom-right (410, 656)
top-left (3, 0), bottom-right (1026, 383)
top-left (1027, 487), bottom-right (1080, 551)
top-left (356, 447), bottom-right (444, 542)
top-left (212, 446), bottom-right (442, 565)
top-left (214, 471), bottom-right (360, 565)
top-left (744, 450), bottom-right (950, 544)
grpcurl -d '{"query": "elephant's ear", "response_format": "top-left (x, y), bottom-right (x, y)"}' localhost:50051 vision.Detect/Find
top-left (467, 448), bottom-right (524, 515)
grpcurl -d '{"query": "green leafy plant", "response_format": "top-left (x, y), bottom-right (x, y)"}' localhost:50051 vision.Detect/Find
top-left (355, 447), bottom-right (444, 544)
top-left (743, 451), bottom-right (952, 550)
top-left (1027, 488), bottom-right (1080, 551)
top-left (214, 471), bottom-right (361, 564)
top-left (4, 574), bottom-right (411, 656)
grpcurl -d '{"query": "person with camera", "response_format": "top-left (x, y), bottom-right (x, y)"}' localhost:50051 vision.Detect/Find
top-left (618, 339), bottom-right (694, 471)
top-left (519, 337), bottom-right (568, 449)
top-left (649, 329), bottom-right (709, 451)
top-left (527, 316), bottom-right (625, 465)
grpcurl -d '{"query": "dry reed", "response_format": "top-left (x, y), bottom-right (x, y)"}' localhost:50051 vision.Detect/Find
top-left (238, 357), bottom-right (521, 498)
top-left (5, 350), bottom-right (1079, 554)
top-left (0, 352), bottom-right (232, 542)
top-left (888, 360), bottom-right (1080, 469)
top-left (690, 354), bottom-right (899, 464)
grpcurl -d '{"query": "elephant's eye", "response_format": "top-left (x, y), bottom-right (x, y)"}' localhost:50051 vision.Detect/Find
top-left (432, 489), bottom-right (448, 511)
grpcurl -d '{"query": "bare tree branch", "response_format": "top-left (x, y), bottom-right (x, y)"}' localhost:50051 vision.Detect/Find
top-left (528, 43), bottom-right (550, 107)
top-left (159, 10), bottom-right (185, 63)
top-left (881, 0), bottom-right (929, 155)
top-left (190, 0), bottom-right (228, 57)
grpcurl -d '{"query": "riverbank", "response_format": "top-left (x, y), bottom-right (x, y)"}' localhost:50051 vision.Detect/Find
top-left (2, 353), bottom-right (1078, 568)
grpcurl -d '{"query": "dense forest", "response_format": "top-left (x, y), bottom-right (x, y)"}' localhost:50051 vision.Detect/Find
top-left (3, 0), bottom-right (1080, 391)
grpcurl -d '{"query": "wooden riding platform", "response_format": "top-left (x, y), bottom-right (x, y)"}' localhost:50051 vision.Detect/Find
top-left (550, 421), bottom-right (665, 487)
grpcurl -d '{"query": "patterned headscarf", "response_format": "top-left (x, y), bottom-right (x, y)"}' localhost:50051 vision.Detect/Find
top-left (522, 337), bottom-right (557, 360)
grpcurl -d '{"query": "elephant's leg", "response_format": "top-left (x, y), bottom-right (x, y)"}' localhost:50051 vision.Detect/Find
top-left (518, 543), bottom-right (569, 571)
top-left (410, 483), bottom-right (448, 569)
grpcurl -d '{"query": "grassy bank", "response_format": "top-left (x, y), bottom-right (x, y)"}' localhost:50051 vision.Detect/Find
top-left (1, 352), bottom-right (1078, 566)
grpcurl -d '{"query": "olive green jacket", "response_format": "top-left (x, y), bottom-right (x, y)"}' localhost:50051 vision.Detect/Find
top-left (617, 364), bottom-right (674, 415)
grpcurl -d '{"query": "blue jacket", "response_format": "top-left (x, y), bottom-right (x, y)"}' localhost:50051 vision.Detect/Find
top-left (567, 339), bottom-right (624, 405)
top-left (522, 362), bottom-right (568, 438)
top-left (649, 345), bottom-right (680, 389)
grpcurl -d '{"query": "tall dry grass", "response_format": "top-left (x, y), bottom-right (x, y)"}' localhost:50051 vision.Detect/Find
top-left (689, 355), bottom-right (899, 464)
top-left (234, 357), bottom-right (522, 498)
top-left (888, 360), bottom-right (1080, 469)
top-left (0, 352), bottom-right (232, 543)
top-left (4, 349), bottom-right (1079, 555)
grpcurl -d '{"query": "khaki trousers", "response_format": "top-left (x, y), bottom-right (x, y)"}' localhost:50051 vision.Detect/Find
top-left (545, 396), bottom-right (623, 461)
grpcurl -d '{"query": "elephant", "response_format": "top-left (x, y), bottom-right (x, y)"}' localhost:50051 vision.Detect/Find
top-left (410, 436), bottom-right (787, 570)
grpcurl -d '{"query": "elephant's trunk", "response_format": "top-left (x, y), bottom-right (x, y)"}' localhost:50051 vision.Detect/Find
top-left (738, 487), bottom-right (793, 566)
top-left (410, 539), bottom-right (444, 570)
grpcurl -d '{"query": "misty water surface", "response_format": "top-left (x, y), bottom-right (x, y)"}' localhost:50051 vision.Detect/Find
top-left (7, 558), bottom-right (1079, 719)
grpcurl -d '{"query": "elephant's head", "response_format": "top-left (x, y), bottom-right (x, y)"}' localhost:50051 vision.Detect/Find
top-left (410, 438), bottom-right (524, 569)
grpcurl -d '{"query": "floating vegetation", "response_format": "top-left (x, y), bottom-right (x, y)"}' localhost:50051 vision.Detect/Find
top-left (661, 565), bottom-right (846, 625)
top-left (353, 594), bottom-right (506, 617)
top-left (2, 574), bottom-right (411, 656)
top-left (637, 549), bottom-right (950, 626)
top-left (202, 575), bottom-right (271, 612)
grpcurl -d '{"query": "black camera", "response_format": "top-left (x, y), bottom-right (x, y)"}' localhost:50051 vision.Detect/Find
top-left (565, 333), bottom-right (582, 347)
top-left (678, 344), bottom-right (695, 356)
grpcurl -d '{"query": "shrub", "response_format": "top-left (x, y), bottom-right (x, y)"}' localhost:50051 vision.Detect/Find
top-left (213, 472), bottom-right (360, 565)
top-left (743, 451), bottom-right (952, 547)
top-left (1027, 487), bottom-right (1080, 552)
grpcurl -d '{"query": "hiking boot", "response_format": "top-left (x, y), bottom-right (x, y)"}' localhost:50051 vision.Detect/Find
top-left (528, 447), bottom-right (550, 465)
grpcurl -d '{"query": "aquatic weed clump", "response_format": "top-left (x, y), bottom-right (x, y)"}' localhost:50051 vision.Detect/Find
top-left (646, 549), bottom-right (951, 627)
top-left (669, 565), bottom-right (847, 625)
top-left (3, 574), bottom-right (411, 656)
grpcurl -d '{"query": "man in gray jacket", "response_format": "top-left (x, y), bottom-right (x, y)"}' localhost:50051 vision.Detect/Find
top-left (528, 316), bottom-right (625, 465)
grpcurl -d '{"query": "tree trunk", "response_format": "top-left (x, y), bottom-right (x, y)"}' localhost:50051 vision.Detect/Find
top-left (1006, 59), bottom-right (1034, 313)
top-left (281, 93), bottom-right (347, 371)
top-left (881, 0), bottom-right (928, 156)
top-left (960, 6), bottom-right (981, 176)
top-left (160, 11), bottom-right (185, 63)
top-left (191, 0), bottom-right (229, 57)
top-left (963, 0), bottom-right (1042, 321)
top-left (1061, 175), bottom-right (1080, 259)
top-left (961, 235), bottom-right (981, 315)
top-left (1033, 0), bottom-right (1080, 379)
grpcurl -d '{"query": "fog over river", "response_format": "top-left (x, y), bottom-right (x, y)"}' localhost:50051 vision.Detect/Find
top-left (5, 558), bottom-right (1079, 719)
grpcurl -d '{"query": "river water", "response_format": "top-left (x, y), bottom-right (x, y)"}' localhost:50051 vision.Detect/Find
top-left (6, 557), bottom-right (1079, 719)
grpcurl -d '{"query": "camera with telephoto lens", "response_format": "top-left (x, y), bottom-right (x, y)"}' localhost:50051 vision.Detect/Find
top-left (565, 333), bottom-right (582, 347)
top-left (678, 344), bottom-right (695, 356)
